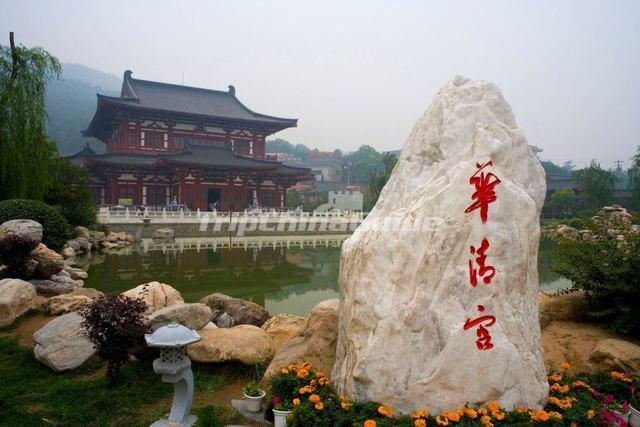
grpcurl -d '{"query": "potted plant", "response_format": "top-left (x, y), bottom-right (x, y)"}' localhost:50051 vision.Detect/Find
top-left (600, 393), bottom-right (631, 426)
top-left (630, 386), bottom-right (640, 427)
top-left (242, 381), bottom-right (266, 413)
top-left (272, 395), bottom-right (293, 427)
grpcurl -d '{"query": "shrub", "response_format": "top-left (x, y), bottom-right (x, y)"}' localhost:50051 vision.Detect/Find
top-left (552, 213), bottom-right (640, 337)
top-left (0, 234), bottom-right (38, 279)
top-left (0, 199), bottom-right (71, 250)
top-left (45, 155), bottom-right (96, 227)
top-left (567, 217), bottom-right (585, 229)
top-left (79, 294), bottom-right (149, 385)
top-left (58, 204), bottom-right (96, 228)
top-left (243, 381), bottom-right (262, 397)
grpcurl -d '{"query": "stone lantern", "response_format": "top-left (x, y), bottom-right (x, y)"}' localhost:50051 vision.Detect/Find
top-left (145, 322), bottom-right (201, 427)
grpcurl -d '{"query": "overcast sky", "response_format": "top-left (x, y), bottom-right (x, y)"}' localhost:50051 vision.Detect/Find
top-left (2, 0), bottom-right (639, 168)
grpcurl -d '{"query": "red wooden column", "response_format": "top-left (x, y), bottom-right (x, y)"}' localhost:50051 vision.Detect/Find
top-left (135, 174), bottom-right (144, 205)
top-left (194, 173), bottom-right (202, 210)
top-left (107, 172), bottom-right (119, 204)
top-left (178, 173), bottom-right (186, 204)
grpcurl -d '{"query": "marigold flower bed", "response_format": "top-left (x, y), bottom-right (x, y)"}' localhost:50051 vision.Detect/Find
top-left (267, 362), bottom-right (639, 426)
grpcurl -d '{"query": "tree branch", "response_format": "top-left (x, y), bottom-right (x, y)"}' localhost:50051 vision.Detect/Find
top-left (9, 32), bottom-right (18, 80)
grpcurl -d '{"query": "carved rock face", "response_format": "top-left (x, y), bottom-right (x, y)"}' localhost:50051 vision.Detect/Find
top-left (332, 76), bottom-right (548, 414)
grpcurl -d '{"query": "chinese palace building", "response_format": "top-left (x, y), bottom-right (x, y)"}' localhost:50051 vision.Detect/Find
top-left (71, 70), bottom-right (311, 210)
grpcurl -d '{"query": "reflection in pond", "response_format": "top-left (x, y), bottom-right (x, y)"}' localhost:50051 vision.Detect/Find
top-left (84, 235), bottom-right (570, 316)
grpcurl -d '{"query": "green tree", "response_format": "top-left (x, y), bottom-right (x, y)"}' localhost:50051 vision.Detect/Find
top-left (573, 160), bottom-right (617, 209)
top-left (367, 153), bottom-right (398, 210)
top-left (0, 33), bottom-right (60, 200)
top-left (549, 188), bottom-right (576, 218)
top-left (629, 146), bottom-right (640, 210)
top-left (343, 145), bottom-right (383, 185)
top-left (45, 153), bottom-right (96, 226)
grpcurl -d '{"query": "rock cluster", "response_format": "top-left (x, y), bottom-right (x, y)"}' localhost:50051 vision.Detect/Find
top-left (199, 293), bottom-right (270, 327)
top-left (61, 227), bottom-right (133, 258)
top-left (553, 205), bottom-right (639, 242)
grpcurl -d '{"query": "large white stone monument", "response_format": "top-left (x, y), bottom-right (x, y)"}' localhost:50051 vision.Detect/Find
top-left (332, 76), bottom-right (548, 414)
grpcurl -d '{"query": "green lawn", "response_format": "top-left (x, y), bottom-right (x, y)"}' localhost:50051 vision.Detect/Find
top-left (0, 332), bottom-right (255, 426)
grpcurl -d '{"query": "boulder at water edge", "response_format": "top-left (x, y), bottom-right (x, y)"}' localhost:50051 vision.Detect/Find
top-left (186, 324), bottom-right (274, 364)
top-left (122, 281), bottom-right (184, 313)
top-left (33, 312), bottom-right (97, 372)
top-left (199, 293), bottom-right (269, 327)
top-left (332, 76), bottom-right (548, 413)
top-left (147, 303), bottom-right (212, 331)
top-left (0, 278), bottom-right (37, 327)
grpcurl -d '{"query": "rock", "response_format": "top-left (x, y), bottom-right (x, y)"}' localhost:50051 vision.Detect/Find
top-left (29, 279), bottom-right (78, 296)
top-left (63, 265), bottom-right (88, 280)
top-left (31, 243), bottom-right (65, 278)
top-left (199, 293), bottom-right (269, 327)
top-left (121, 281), bottom-right (184, 313)
top-left (62, 246), bottom-right (76, 258)
top-left (332, 77), bottom-right (548, 414)
top-left (147, 303), bottom-right (212, 331)
top-left (0, 219), bottom-right (43, 244)
top-left (66, 237), bottom-right (91, 254)
top-left (215, 312), bottom-right (235, 328)
top-left (74, 226), bottom-right (90, 239)
top-left (262, 313), bottom-right (306, 351)
top-left (0, 278), bottom-right (37, 327)
top-left (538, 291), bottom-right (589, 328)
top-left (107, 231), bottom-right (133, 243)
top-left (47, 294), bottom-right (93, 315)
top-left (87, 231), bottom-right (106, 247)
top-left (589, 339), bottom-right (640, 378)
top-left (263, 299), bottom-right (338, 383)
top-left (33, 312), bottom-right (96, 372)
top-left (202, 322), bottom-right (218, 329)
top-left (153, 228), bottom-right (175, 240)
top-left (187, 325), bottom-right (274, 364)
top-left (70, 287), bottom-right (104, 299)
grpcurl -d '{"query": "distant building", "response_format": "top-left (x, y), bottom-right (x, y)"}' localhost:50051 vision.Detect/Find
top-left (71, 71), bottom-right (311, 210)
top-left (316, 190), bottom-right (364, 212)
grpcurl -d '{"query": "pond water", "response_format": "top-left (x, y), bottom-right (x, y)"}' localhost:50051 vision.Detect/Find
top-left (83, 235), bottom-right (569, 316)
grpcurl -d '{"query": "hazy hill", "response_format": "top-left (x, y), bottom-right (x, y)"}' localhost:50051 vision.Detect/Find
top-left (45, 64), bottom-right (121, 155)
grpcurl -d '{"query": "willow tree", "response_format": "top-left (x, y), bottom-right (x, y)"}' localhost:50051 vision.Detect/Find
top-left (0, 32), bottom-right (60, 200)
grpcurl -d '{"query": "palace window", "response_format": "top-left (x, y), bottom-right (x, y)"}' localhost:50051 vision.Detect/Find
top-left (234, 140), bottom-right (250, 155)
top-left (146, 132), bottom-right (164, 148)
top-left (147, 186), bottom-right (166, 206)
top-left (127, 133), bottom-right (137, 146)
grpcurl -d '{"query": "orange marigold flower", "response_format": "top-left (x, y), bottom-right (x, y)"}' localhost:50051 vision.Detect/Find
top-left (287, 364), bottom-right (297, 372)
top-left (587, 409), bottom-right (595, 419)
top-left (491, 411), bottom-right (505, 421)
top-left (314, 402), bottom-right (324, 411)
top-left (548, 372), bottom-right (562, 383)
top-left (378, 405), bottom-right (394, 418)
top-left (318, 377), bottom-right (330, 386)
top-left (414, 420), bottom-right (427, 427)
top-left (560, 362), bottom-right (570, 370)
top-left (515, 406), bottom-right (528, 414)
top-left (309, 394), bottom-right (321, 403)
top-left (549, 383), bottom-right (569, 394)
top-left (296, 368), bottom-right (309, 378)
top-left (444, 411), bottom-right (460, 422)
top-left (435, 415), bottom-right (449, 426)
top-left (315, 371), bottom-right (325, 378)
top-left (411, 409), bottom-right (429, 419)
top-left (280, 368), bottom-right (290, 375)
top-left (611, 371), bottom-right (633, 383)
top-left (341, 401), bottom-right (351, 410)
top-left (465, 408), bottom-right (478, 419)
top-left (364, 420), bottom-right (377, 427)
top-left (530, 410), bottom-right (550, 422)
top-left (477, 408), bottom-right (488, 416)
top-left (298, 385), bottom-right (313, 394)
top-left (310, 379), bottom-right (318, 387)
top-left (292, 398), bottom-right (300, 406)
top-left (549, 411), bottom-right (562, 420)
top-left (572, 380), bottom-right (588, 389)
top-left (302, 362), bottom-right (313, 370)
top-left (480, 415), bottom-right (493, 427)
top-left (486, 401), bottom-right (500, 412)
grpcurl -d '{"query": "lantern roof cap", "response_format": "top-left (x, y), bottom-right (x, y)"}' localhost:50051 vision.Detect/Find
top-left (145, 322), bottom-right (201, 347)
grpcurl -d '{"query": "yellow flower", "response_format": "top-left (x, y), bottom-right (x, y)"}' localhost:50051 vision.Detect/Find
top-left (341, 401), bottom-right (351, 410)
top-left (414, 420), bottom-right (427, 427)
top-left (296, 368), bottom-right (309, 378)
top-left (378, 405), bottom-right (394, 418)
top-left (486, 401), bottom-right (500, 413)
top-left (587, 409), bottom-right (595, 419)
top-left (477, 408), bottom-right (488, 416)
top-left (411, 409), bottom-right (429, 419)
top-left (302, 362), bottom-right (313, 370)
top-left (444, 411), bottom-right (460, 422)
top-left (435, 415), bottom-right (449, 426)
top-left (611, 371), bottom-right (633, 383)
top-left (560, 362), bottom-right (570, 370)
top-left (292, 398), bottom-right (300, 406)
top-left (314, 402), bottom-right (324, 411)
top-left (309, 394), bottom-right (321, 403)
top-left (530, 410), bottom-right (550, 422)
top-left (280, 368), bottom-right (290, 374)
top-left (465, 408), bottom-right (478, 419)
top-left (364, 420), bottom-right (377, 427)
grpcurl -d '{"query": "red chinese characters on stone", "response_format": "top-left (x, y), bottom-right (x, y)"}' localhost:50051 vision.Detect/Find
top-left (468, 237), bottom-right (496, 287)
top-left (464, 161), bottom-right (501, 223)
top-left (463, 305), bottom-right (496, 351)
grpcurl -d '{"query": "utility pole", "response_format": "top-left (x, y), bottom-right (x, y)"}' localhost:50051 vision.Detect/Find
top-left (614, 159), bottom-right (624, 172)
